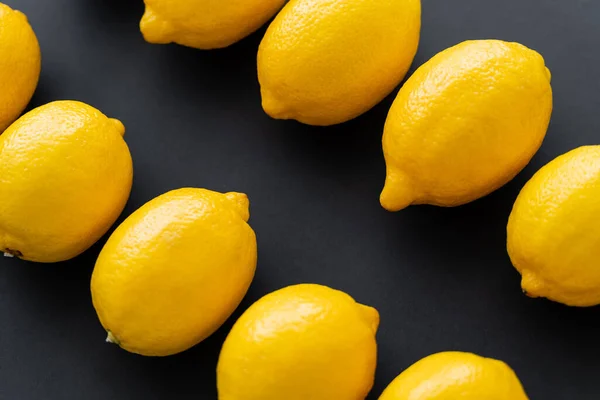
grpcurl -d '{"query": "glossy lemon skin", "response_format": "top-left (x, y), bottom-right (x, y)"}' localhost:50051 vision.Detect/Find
top-left (91, 188), bottom-right (257, 356)
top-left (258, 0), bottom-right (421, 126)
top-left (0, 3), bottom-right (41, 132)
top-left (140, 0), bottom-right (286, 49)
top-left (0, 101), bottom-right (132, 263)
top-left (217, 284), bottom-right (379, 400)
top-left (508, 146), bottom-right (600, 307)
top-left (381, 40), bottom-right (552, 211)
top-left (379, 352), bottom-right (529, 400)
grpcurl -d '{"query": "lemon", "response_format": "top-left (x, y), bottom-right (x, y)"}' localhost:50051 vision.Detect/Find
top-left (0, 3), bottom-right (41, 132)
top-left (258, 0), bottom-right (421, 126)
top-left (217, 284), bottom-right (379, 400)
top-left (91, 188), bottom-right (257, 356)
top-left (140, 0), bottom-right (286, 49)
top-left (0, 101), bottom-right (132, 263)
top-left (381, 40), bottom-right (553, 211)
top-left (508, 146), bottom-right (600, 307)
top-left (379, 351), bottom-right (529, 400)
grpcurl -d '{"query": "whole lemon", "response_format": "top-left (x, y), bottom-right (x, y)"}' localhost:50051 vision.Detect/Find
top-left (0, 3), bottom-right (41, 132)
top-left (0, 101), bottom-right (132, 263)
top-left (379, 351), bottom-right (529, 400)
top-left (217, 284), bottom-right (379, 400)
top-left (381, 40), bottom-right (552, 211)
top-left (258, 0), bottom-right (421, 126)
top-left (91, 188), bottom-right (257, 356)
top-left (508, 146), bottom-right (600, 307)
top-left (140, 0), bottom-right (286, 49)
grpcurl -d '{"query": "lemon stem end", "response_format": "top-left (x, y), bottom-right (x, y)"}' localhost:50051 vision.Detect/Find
top-left (106, 331), bottom-right (120, 345)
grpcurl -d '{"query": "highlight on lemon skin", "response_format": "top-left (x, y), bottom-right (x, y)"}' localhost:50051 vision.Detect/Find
top-left (217, 284), bottom-right (379, 400)
top-left (380, 40), bottom-right (553, 212)
top-left (0, 3), bottom-right (41, 132)
top-left (140, 0), bottom-right (286, 50)
top-left (91, 188), bottom-right (257, 357)
top-left (507, 145), bottom-right (600, 307)
top-left (379, 351), bottom-right (529, 400)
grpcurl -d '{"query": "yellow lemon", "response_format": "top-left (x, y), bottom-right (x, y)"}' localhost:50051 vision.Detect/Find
top-left (217, 284), bottom-right (379, 400)
top-left (91, 188), bottom-right (257, 356)
top-left (0, 3), bottom-right (41, 132)
top-left (508, 146), bottom-right (600, 307)
top-left (258, 0), bottom-right (421, 126)
top-left (381, 40), bottom-right (552, 211)
top-left (140, 0), bottom-right (286, 49)
top-left (379, 351), bottom-right (529, 400)
top-left (0, 101), bottom-right (132, 263)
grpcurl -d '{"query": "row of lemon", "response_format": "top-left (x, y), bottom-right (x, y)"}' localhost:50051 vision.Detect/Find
top-left (0, 95), bottom-right (529, 396)
top-left (3, 1), bottom-right (599, 309)
top-left (0, 94), bottom-right (528, 397)
top-left (2, 0), bottom-right (599, 398)
top-left (144, 0), bottom-right (600, 309)
top-left (140, 0), bottom-right (600, 308)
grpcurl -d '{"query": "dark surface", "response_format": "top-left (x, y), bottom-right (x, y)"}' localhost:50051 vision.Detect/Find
top-left (1, 0), bottom-right (599, 398)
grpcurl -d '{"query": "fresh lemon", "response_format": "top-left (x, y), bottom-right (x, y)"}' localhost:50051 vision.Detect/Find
top-left (381, 40), bottom-right (552, 211)
top-left (217, 284), bottom-right (379, 400)
top-left (258, 0), bottom-right (421, 126)
top-left (379, 351), bottom-right (529, 399)
top-left (508, 146), bottom-right (600, 307)
top-left (0, 101), bottom-right (132, 263)
top-left (140, 0), bottom-right (286, 49)
top-left (91, 188), bottom-right (257, 356)
top-left (0, 3), bottom-right (41, 132)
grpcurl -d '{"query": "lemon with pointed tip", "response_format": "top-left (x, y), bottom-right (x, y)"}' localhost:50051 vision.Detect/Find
top-left (508, 146), bottom-right (600, 307)
top-left (140, 0), bottom-right (286, 49)
top-left (91, 188), bottom-right (257, 356)
top-left (381, 40), bottom-right (552, 211)
top-left (379, 351), bottom-right (529, 400)
top-left (217, 284), bottom-right (379, 400)
top-left (0, 3), bottom-right (41, 132)
top-left (258, 0), bottom-right (421, 126)
top-left (0, 101), bottom-right (132, 263)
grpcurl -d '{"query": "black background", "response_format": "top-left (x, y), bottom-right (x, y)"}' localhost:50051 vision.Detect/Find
top-left (1, 0), bottom-right (599, 399)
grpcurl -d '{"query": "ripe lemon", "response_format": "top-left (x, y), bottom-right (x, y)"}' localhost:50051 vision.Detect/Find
top-left (217, 284), bottom-right (379, 400)
top-left (379, 351), bottom-right (529, 399)
top-left (0, 101), bottom-right (132, 263)
top-left (140, 0), bottom-right (286, 49)
top-left (508, 146), bottom-right (600, 307)
top-left (381, 40), bottom-right (553, 211)
top-left (91, 188), bottom-right (257, 356)
top-left (258, 0), bottom-right (421, 126)
top-left (0, 3), bottom-right (41, 132)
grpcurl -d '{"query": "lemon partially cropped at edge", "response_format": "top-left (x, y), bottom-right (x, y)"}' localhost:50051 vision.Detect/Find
top-left (140, 0), bottom-right (286, 49)
top-left (379, 351), bottom-right (529, 399)
top-left (258, 0), bottom-right (421, 126)
top-left (508, 146), bottom-right (600, 307)
top-left (0, 2), bottom-right (41, 132)
top-left (217, 284), bottom-right (379, 400)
